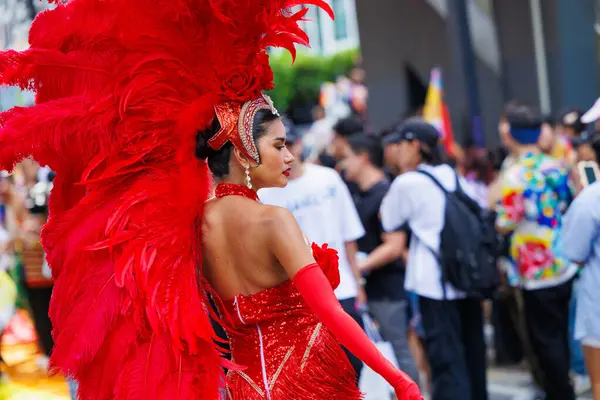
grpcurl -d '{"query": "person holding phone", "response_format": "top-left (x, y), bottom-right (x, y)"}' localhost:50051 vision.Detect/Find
top-left (573, 132), bottom-right (600, 193)
top-left (577, 161), bottom-right (600, 187)
top-left (563, 179), bottom-right (600, 400)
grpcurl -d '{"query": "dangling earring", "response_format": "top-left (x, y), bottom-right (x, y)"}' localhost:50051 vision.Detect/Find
top-left (245, 164), bottom-right (252, 189)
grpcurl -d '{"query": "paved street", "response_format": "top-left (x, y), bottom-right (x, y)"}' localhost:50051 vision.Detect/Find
top-left (418, 365), bottom-right (593, 400)
top-left (486, 366), bottom-right (592, 400)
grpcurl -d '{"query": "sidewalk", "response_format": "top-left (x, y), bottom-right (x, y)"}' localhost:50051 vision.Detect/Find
top-left (486, 365), bottom-right (592, 400)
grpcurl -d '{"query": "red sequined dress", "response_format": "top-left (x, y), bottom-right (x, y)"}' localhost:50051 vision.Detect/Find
top-left (221, 251), bottom-right (363, 400)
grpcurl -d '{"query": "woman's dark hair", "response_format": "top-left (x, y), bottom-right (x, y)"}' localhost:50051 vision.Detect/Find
top-left (196, 109), bottom-right (279, 178)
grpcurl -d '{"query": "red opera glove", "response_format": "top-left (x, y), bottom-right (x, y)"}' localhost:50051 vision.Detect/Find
top-left (293, 263), bottom-right (422, 400)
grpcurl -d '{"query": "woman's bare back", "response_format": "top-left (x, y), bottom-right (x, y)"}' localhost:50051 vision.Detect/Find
top-left (202, 195), bottom-right (289, 300)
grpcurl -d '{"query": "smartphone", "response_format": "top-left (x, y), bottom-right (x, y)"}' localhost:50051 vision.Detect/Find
top-left (577, 161), bottom-right (600, 187)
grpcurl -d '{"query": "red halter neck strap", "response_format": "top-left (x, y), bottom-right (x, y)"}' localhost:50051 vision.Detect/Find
top-left (214, 183), bottom-right (260, 202)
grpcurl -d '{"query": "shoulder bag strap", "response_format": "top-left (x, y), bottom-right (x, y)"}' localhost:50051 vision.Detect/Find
top-left (416, 169), bottom-right (449, 194)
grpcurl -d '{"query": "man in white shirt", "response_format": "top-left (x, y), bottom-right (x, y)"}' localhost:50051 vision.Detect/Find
top-left (379, 118), bottom-right (487, 400)
top-left (259, 119), bottom-right (367, 377)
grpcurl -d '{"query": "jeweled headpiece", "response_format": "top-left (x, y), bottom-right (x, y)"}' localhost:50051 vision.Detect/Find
top-left (210, 93), bottom-right (279, 164)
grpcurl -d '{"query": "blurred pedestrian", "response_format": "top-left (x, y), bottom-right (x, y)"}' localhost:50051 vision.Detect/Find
top-left (380, 118), bottom-right (487, 400)
top-left (342, 133), bottom-right (420, 385)
top-left (563, 179), bottom-right (600, 400)
top-left (496, 103), bottom-right (577, 400)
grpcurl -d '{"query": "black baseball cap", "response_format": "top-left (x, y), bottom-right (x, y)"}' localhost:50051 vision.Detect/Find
top-left (383, 118), bottom-right (440, 149)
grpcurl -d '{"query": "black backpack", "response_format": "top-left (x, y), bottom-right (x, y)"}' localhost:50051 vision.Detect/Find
top-left (417, 170), bottom-right (500, 299)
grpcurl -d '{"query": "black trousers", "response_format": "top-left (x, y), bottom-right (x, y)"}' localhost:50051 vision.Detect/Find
top-left (522, 279), bottom-right (575, 400)
top-left (339, 297), bottom-right (364, 380)
top-left (419, 296), bottom-right (488, 400)
top-left (24, 285), bottom-right (54, 356)
top-left (492, 294), bottom-right (523, 365)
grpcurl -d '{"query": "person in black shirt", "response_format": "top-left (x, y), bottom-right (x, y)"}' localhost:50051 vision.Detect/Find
top-left (341, 133), bottom-right (420, 384)
top-left (330, 116), bottom-right (364, 196)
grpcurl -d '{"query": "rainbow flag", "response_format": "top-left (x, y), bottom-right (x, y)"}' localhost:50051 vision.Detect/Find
top-left (423, 67), bottom-right (455, 157)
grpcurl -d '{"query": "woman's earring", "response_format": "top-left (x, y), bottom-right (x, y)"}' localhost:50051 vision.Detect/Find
top-left (245, 165), bottom-right (252, 189)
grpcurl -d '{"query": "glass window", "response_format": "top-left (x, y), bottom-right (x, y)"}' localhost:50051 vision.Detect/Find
top-left (314, 6), bottom-right (323, 52)
top-left (332, 0), bottom-right (348, 40)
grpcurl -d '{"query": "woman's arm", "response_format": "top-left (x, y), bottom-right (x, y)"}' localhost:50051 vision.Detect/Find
top-left (265, 206), bottom-right (421, 399)
top-left (359, 231), bottom-right (406, 272)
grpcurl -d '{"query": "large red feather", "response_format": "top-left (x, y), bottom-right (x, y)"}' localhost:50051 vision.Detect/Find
top-left (0, 1), bottom-right (333, 399)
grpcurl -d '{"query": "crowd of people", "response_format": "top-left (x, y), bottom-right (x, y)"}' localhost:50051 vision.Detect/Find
top-left (2, 0), bottom-right (600, 398)
top-left (2, 96), bottom-right (600, 400)
top-left (256, 95), bottom-right (600, 399)
top-left (2, 85), bottom-right (600, 400)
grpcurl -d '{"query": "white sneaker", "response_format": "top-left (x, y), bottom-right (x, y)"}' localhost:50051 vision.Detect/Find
top-left (574, 374), bottom-right (592, 395)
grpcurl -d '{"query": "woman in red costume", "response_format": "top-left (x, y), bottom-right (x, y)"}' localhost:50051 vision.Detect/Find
top-left (0, 0), bottom-right (421, 399)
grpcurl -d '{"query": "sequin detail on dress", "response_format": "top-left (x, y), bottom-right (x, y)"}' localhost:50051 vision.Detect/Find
top-left (221, 249), bottom-right (363, 399)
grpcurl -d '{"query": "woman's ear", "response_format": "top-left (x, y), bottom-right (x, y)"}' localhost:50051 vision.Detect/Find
top-left (233, 147), bottom-right (261, 169)
top-left (232, 147), bottom-right (248, 169)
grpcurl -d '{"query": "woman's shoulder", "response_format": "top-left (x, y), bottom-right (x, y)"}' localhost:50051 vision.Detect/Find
top-left (254, 203), bottom-right (306, 242)
top-left (257, 203), bottom-right (296, 227)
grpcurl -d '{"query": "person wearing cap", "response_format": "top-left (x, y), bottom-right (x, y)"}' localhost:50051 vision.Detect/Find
top-left (496, 103), bottom-right (578, 400)
top-left (259, 119), bottom-right (368, 380)
top-left (380, 118), bottom-right (487, 400)
top-left (563, 178), bottom-right (600, 400)
top-left (562, 130), bottom-right (600, 400)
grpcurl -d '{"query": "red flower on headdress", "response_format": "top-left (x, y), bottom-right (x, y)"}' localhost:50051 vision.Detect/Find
top-left (220, 67), bottom-right (262, 102)
top-left (311, 242), bottom-right (340, 289)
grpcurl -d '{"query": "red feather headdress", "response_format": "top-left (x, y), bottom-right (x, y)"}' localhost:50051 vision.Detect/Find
top-left (0, 0), bottom-right (332, 399)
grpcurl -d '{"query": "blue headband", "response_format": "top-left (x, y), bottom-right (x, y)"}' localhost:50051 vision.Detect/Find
top-left (510, 127), bottom-right (541, 145)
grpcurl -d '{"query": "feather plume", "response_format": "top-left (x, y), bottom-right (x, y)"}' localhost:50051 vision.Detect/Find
top-left (0, 0), bottom-right (333, 399)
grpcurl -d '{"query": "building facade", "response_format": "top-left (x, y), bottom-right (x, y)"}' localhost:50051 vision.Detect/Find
top-left (301, 0), bottom-right (360, 55)
top-left (0, 0), bottom-right (49, 110)
top-left (356, 0), bottom-right (600, 146)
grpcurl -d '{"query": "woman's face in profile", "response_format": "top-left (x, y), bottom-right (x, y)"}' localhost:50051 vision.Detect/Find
top-left (251, 119), bottom-right (295, 189)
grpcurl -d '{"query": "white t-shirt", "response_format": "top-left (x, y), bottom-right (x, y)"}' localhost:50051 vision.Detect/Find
top-left (380, 164), bottom-right (476, 300)
top-left (259, 164), bottom-right (365, 300)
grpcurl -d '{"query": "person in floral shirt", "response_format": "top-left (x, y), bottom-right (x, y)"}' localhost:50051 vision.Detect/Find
top-left (498, 153), bottom-right (573, 285)
top-left (496, 103), bottom-right (578, 400)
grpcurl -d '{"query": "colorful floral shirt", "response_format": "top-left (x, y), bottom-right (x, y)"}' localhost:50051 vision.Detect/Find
top-left (496, 152), bottom-right (577, 289)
